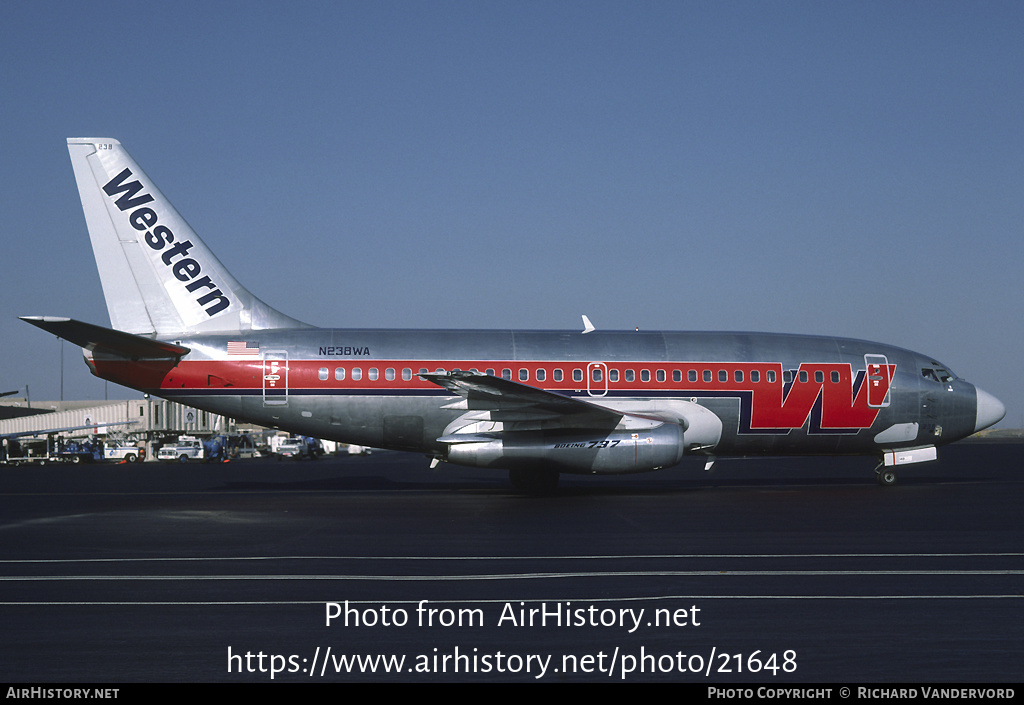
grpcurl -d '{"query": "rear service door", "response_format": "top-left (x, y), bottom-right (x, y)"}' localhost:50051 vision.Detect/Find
top-left (263, 351), bottom-right (289, 406)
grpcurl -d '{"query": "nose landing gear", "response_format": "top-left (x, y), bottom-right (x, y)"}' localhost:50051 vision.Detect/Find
top-left (876, 468), bottom-right (898, 486)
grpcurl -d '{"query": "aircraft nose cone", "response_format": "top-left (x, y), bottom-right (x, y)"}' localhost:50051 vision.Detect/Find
top-left (974, 387), bottom-right (1006, 432)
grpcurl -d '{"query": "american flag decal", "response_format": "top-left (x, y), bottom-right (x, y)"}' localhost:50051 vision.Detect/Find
top-left (227, 341), bottom-right (260, 356)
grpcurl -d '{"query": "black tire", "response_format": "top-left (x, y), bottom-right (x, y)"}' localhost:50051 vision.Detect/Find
top-left (877, 469), bottom-right (897, 486)
top-left (178, 454), bottom-right (189, 463)
top-left (125, 453), bottom-right (137, 463)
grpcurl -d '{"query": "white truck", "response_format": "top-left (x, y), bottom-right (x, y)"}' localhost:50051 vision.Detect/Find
top-left (102, 442), bottom-right (144, 463)
top-left (274, 436), bottom-right (309, 460)
top-left (157, 436), bottom-right (205, 463)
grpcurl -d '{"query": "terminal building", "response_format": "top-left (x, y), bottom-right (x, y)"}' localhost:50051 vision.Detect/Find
top-left (0, 397), bottom-right (256, 461)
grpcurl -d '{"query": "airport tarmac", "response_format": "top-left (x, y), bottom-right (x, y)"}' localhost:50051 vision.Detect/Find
top-left (1, 441), bottom-right (1020, 683)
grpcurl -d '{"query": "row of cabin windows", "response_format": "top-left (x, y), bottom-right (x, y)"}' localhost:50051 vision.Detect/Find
top-left (315, 366), bottom-right (842, 385)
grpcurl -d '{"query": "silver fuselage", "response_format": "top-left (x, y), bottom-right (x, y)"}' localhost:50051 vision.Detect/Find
top-left (90, 327), bottom-right (980, 471)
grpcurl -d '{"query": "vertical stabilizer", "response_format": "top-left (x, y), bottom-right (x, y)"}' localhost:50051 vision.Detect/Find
top-left (66, 138), bottom-right (308, 336)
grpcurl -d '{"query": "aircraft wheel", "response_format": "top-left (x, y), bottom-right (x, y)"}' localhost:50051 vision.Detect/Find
top-left (876, 469), bottom-right (897, 486)
top-left (509, 468), bottom-right (559, 496)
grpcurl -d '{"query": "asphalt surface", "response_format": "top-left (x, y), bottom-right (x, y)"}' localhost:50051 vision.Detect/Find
top-left (1, 441), bottom-right (1021, 683)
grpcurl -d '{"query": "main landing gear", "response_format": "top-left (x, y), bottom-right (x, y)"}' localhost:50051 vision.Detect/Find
top-left (508, 468), bottom-right (560, 496)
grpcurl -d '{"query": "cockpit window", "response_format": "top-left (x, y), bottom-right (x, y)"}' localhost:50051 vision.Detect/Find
top-left (922, 366), bottom-right (956, 383)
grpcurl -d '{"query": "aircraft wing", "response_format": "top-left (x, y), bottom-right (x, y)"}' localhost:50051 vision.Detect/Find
top-left (420, 371), bottom-right (700, 476)
top-left (420, 370), bottom-right (723, 449)
top-left (421, 371), bottom-right (629, 428)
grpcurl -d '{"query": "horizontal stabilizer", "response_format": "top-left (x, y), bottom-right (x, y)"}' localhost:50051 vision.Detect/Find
top-left (19, 317), bottom-right (190, 359)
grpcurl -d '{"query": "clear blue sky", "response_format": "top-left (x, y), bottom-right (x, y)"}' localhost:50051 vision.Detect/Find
top-left (2, 1), bottom-right (1021, 427)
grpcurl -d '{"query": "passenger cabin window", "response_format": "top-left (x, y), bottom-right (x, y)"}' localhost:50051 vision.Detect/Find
top-left (609, 369), bottom-right (619, 382)
top-left (352, 368), bottom-right (362, 381)
top-left (673, 370), bottom-right (681, 382)
top-left (751, 370), bottom-right (760, 383)
top-left (625, 370), bottom-right (635, 382)
top-left (703, 370), bottom-right (712, 382)
top-left (318, 367), bottom-right (328, 381)
top-left (689, 370), bottom-right (697, 382)
top-left (814, 371), bottom-right (823, 383)
top-left (657, 370), bottom-right (666, 383)
top-left (385, 368), bottom-right (395, 381)
top-left (402, 368), bottom-right (412, 381)
top-left (502, 369), bottom-right (511, 380)
top-left (553, 369), bottom-right (563, 382)
top-left (368, 368), bottom-right (379, 381)
top-left (485, 368), bottom-right (495, 376)
top-left (536, 368), bottom-right (546, 381)
top-left (592, 368), bottom-right (602, 382)
top-left (734, 370), bottom-right (743, 383)
top-left (573, 369), bottom-right (583, 383)
top-left (641, 370), bottom-right (650, 382)
top-left (335, 367), bottom-right (345, 381)
top-left (519, 369), bottom-right (529, 381)
top-left (831, 371), bottom-right (839, 383)
top-left (718, 370), bottom-right (727, 382)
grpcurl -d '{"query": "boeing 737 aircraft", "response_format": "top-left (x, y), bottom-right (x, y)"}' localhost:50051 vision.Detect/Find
top-left (22, 138), bottom-right (1005, 493)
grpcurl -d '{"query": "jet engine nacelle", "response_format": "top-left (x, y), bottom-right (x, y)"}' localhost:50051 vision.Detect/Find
top-left (444, 422), bottom-right (685, 475)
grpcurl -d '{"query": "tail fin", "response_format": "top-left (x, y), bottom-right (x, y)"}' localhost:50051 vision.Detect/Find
top-left (66, 138), bottom-right (308, 336)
